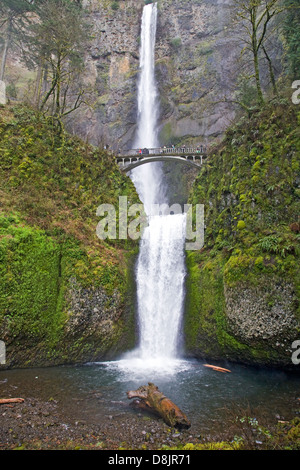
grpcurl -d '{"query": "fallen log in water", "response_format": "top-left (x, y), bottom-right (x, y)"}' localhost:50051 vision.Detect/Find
top-left (0, 398), bottom-right (24, 404)
top-left (127, 382), bottom-right (191, 429)
top-left (203, 364), bottom-right (231, 373)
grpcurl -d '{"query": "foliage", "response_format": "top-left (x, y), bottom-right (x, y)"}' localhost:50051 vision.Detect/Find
top-left (160, 441), bottom-right (243, 450)
top-left (232, 0), bottom-right (285, 105)
top-left (0, 213), bottom-right (63, 342)
top-left (0, 103), bottom-right (139, 281)
top-left (170, 37), bottom-right (182, 50)
top-left (230, 415), bottom-right (300, 450)
top-left (258, 234), bottom-right (300, 257)
top-left (111, 1), bottom-right (120, 10)
top-left (0, 0), bottom-right (35, 80)
top-left (282, 0), bottom-right (300, 76)
top-left (0, 104), bottom-right (139, 363)
top-left (185, 100), bottom-right (300, 362)
top-left (25, 0), bottom-right (91, 123)
top-left (190, 101), bottom-right (300, 257)
top-left (161, 415), bottom-right (300, 451)
top-left (0, 0), bottom-right (92, 125)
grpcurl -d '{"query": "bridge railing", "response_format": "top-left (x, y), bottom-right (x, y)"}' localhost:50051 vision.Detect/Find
top-left (121, 146), bottom-right (207, 157)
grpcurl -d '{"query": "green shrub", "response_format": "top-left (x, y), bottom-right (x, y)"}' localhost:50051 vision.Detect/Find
top-left (111, 1), bottom-right (119, 10)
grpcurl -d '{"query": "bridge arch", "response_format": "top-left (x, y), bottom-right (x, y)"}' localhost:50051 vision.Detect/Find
top-left (116, 147), bottom-right (207, 172)
top-left (118, 155), bottom-right (202, 172)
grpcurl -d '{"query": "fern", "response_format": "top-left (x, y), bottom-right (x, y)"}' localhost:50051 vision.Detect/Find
top-left (258, 235), bottom-right (280, 253)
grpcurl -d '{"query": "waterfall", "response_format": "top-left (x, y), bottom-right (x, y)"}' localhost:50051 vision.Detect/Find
top-left (135, 213), bottom-right (187, 361)
top-left (123, 3), bottom-right (188, 373)
top-left (130, 2), bottom-right (166, 214)
top-left (103, 3), bottom-right (189, 376)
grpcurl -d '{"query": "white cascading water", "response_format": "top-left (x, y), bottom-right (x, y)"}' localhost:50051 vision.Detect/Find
top-left (105, 3), bottom-right (189, 376)
top-left (129, 2), bottom-right (165, 214)
top-left (120, 3), bottom-right (188, 374)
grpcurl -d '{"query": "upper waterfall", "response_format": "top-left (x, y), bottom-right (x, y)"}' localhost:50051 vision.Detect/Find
top-left (134, 3), bottom-right (159, 150)
top-left (130, 3), bottom-right (166, 215)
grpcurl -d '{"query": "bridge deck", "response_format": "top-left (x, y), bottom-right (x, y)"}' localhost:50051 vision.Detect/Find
top-left (119, 146), bottom-right (207, 157)
top-left (116, 147), bottom-right (207, 172)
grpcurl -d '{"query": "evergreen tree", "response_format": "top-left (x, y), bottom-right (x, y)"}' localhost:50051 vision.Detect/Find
top-left (0, 0), bottom-right (35, 80)
top-left (25, 0), bottom-right (91, 124)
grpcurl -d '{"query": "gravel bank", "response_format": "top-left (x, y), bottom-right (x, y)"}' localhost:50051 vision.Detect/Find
top-left (0, 396), bottom-right (205, 450)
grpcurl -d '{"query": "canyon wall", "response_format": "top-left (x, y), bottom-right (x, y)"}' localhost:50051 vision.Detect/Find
top-left (5, 0), bottom-right (282, 151)
top-left (70, 0), bottom-right (274, 150)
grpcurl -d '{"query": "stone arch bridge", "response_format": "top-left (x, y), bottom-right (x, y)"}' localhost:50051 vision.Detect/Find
top-left (116, 146), bottom-right (207, 172)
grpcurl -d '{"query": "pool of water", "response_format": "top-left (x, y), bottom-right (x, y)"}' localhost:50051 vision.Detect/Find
top-left (1, 358), bottom-right (299, 436)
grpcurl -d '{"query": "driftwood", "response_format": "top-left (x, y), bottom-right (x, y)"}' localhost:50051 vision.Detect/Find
top-left (203, 364), bottom-right (231, 373)
top-left (127, 382), bottom-right (191, 429)
top-left (0, 398), bottom-right (24, 404)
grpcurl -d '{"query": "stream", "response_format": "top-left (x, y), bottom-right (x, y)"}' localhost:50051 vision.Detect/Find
top-left (1, 359), bottom-right (299, 439)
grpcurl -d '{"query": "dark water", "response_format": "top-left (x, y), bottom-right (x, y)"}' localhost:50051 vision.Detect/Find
top-left (1, 358), bottom-right (300, 436)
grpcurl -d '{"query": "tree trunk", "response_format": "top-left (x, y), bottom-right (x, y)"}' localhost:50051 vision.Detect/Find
top-left (262, 45), bottom-right (278, 96)
top-left (55, 57), bottom-right (62, 118)
top-left (0, 18), bottom-right (12, 82)
top-left (253, 50), bottom-right (264, 105)
top-left (127, 382), bottom-right (191, 429)
top-left (0, 398), bottom-right (24, 404)
top-left (203, 364), bottom-right (231, 373)
top-left (251, 8), bottom-right (264, 106)
top-left (34, 64), bottom-right (43, 108)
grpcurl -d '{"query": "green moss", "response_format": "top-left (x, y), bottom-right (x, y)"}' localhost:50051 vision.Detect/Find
top-left (162, 441), bottom-right (243, 450)
top-left (184, 251), bottom-right (252, 358)
top-left (184, 252), bottom-right (226, 356)
top-left (159, 121), bottom-right (174, 145)
top-left (185, 101), bottom-right (300, 365)
top-left (0, 214), bottom-right (64, 344)
top-left (0, 104), bottom-right (140, 366)
top-left (236, 220), bottom-right (246, 230)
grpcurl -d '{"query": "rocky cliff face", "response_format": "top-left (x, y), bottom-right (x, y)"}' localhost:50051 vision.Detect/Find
top-left (4, 0), bottom-right (282, 151)
top-left (70, 0), bottom-right (275, 151)
top-left (155, 0), bottom-right (240, 147)
top-left (69, 0), bottom-right (143, 149)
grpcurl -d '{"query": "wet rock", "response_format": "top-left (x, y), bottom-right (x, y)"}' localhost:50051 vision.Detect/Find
top-left (225, 279), bottom-right (299, 354)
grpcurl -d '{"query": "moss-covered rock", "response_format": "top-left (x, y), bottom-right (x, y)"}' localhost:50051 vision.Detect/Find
top-left (0, 105), bottom-right (139, 368)
top-left (184, 101), bottom-right (300, 368)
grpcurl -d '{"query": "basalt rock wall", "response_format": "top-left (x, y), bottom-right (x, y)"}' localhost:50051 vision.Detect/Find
top-left (184, 102), bottom-right (300, 369)
top-left (70, 0), bottom-right (281, 151)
